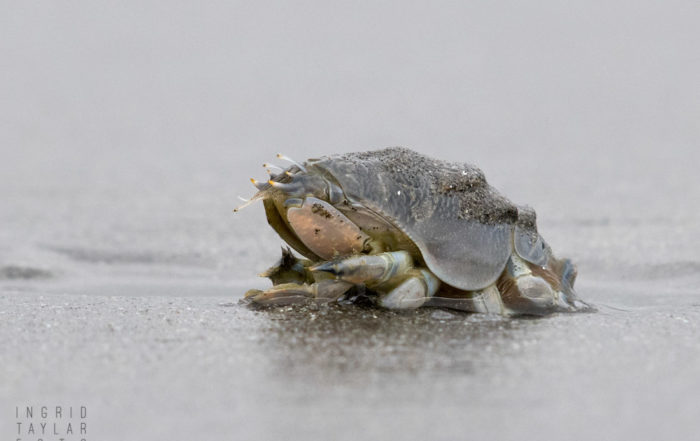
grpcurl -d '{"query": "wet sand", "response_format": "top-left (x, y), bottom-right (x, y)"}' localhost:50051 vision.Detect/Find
top-left (2, 285), bottom-right (699, 441)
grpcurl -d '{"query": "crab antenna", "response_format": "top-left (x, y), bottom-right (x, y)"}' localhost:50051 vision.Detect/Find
top-left (268, 180), bottom-right (303, 195)
top-left (237, 195), bottom-right (249, 202)
top-left (276, 153), bottom-right (307, 172)
top-left (263, 167), bottom-right (280, 179)
top-left (233, 195), bottom-right (262, 213)
top-left (263, 163), bottom-right (283, 171)
top-left (250, 178), bottom-right (268, 191)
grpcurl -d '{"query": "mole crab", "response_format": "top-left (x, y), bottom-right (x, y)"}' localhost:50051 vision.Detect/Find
top-left (236, 147), bottom-right (588, 316)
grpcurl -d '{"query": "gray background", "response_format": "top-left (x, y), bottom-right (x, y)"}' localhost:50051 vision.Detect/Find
top-left (1, 1), bottom-right (699, 440)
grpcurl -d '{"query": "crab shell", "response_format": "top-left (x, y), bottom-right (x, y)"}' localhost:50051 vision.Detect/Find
top-left (255, 147), bottom-right (573, 295)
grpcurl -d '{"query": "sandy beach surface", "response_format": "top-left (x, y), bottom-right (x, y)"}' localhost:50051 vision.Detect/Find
top-left (2, 1), bottom-right (700, 440)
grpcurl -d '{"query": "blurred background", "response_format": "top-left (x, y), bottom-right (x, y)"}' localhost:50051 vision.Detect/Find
top-left (1, 1), bottom-right (699, 440)
top-left (2, 0), bottom-right (699, 290)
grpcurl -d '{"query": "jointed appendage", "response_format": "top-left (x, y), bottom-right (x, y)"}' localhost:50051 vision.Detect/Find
top-left (244, 250), bottom-right (440, 309)
top-left (244, 246), bottom-right (578, 315)
top-left (244, 280), bottom-right (354, 306)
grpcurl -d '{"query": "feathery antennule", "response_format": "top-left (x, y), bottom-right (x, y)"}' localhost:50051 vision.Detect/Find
top-left (276, 153), bottom-right (307, 172)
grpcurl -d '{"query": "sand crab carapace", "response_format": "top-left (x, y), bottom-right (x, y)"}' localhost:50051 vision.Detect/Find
top-left (236, 147), bottom-right (587, 316)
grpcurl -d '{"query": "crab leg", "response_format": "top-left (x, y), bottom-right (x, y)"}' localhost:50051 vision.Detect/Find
top-left (310, 251), bottom-right (413, 285)
top-left (311, 251), bottom-right (440, 310)
top-left (244, 280), bottom-right (354, 306)
top-left (376, 269), bottom-right (440, 309)
top-left (496, 253), bottom-right (576, 315)
top-left (427, 284), bottom-right (506, 314)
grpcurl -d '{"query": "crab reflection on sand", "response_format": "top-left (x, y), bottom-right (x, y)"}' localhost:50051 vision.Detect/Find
top-left (247, 301), bottom-right (545, 378)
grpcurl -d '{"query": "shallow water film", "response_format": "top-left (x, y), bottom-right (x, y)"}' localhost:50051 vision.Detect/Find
top-left (2, 1), bottom-right (700, 440)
